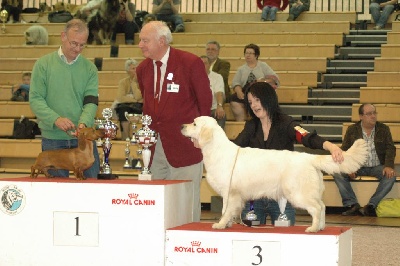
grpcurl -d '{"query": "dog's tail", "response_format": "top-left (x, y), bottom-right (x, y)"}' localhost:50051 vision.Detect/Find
top-left (312, 139), bottom-right (368, 175)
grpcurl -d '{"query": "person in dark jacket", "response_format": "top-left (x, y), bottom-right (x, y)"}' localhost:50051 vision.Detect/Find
top-left (234, 81), bottom-right (344, 225)
top-left (333, 103), bottom-right (397, 217)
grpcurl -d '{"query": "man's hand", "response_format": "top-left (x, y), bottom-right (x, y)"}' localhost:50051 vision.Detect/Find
top-left (383, 167), bottom-right (396, 178)
top-left (55, 117), bottom-right (76, 132)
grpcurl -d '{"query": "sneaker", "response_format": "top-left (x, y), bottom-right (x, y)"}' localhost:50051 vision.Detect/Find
top-left (373, 25), bottom-right (382, 30)
top-left (174, 24), bottom-right (185, 33)
top-left (360, 204), bottom-right (377, 217)
top-left (342, 203), bottom-right (361, 216)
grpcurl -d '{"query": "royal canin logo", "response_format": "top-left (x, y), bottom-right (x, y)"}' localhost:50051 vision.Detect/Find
top-left (173, 241), bottom-right (218, 254)
top-left (111, 193), bottom-right (156, 206)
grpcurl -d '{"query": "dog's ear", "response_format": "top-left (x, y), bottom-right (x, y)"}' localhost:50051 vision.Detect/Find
top-left (198, 126), bottom-right (213, 147)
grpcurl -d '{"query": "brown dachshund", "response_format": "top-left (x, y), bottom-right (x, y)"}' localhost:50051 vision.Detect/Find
top-left (30, 128), bottom-right (105, 180)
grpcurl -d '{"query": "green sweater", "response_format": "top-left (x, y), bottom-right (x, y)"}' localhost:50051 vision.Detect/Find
top-left (29, 51), bottom-right (99, 140)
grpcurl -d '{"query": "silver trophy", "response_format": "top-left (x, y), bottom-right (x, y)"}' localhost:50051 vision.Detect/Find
top-left (124, 112), bottom-right (143, 169)
top-left (243, 201), bottom-right (260, 226)
top-left (275, 198), bottom-right (290, 227)
top-left (135, 115), bottom-right (157, 180)
top-left (98, 108), bottom-right (119, 180)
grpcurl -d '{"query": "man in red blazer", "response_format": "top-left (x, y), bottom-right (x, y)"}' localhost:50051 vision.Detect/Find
top-left (136, 21), bottom-right (212, 221)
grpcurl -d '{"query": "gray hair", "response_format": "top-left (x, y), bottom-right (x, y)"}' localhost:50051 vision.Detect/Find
top-left (64, 18), bottom-right (88, 35)
top-left (147, 21), bottom-right (173, 45)
top-left (206, 40), bottom-right (221, 50)
top-left (125, 58), bottom-right (138, 71)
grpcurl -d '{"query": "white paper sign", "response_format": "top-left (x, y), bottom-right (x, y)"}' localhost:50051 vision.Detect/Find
top-left (232, 240), bottom-right (281, 266)
top-left (53, 211), bottom-right (99, 247)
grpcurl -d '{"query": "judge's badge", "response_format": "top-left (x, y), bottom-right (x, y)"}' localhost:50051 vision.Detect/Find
top-left (167, 83), bottom-right (179, 93)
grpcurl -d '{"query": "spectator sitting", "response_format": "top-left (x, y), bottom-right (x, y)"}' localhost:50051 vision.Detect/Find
top-left (200, 55), bottom-right (226, 129)
top-left (205, 40), bottom-right (231, 101)
top-left (1, 0), bottom-right (21, 23)
top-left (287, 0), bottom-right (310, 21)
top-left (333, 103), bottom-right (397, 217)
top-left (11, 72), bottom-right (31, 101)
top-left (111, 0), bottom-right (139, 45)
top-left (114, 58), bottom-right (143, 140)
top-left (229, 43), bottom-right (279, 121)
top-left (257, 0), bottom-right (288, 21)
top-left (75, 0), bottom-right (103, 21)
top-left (152, 0), bottom-right (185, 33)
top-left (370, 0), bottom-right (397, 30)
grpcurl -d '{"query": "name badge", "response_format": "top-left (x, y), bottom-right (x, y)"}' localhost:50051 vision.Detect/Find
top-left (167, 83), bottom-right (179, 93)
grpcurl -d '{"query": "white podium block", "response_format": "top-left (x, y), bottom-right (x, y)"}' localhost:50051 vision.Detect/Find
top-left (0, 177), bottom-right (193, 266)
top-left (165, 223), bottom-right (352, 266)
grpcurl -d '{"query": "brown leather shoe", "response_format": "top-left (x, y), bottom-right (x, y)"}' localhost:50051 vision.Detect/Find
top-left (342, 203), bottom-right (361, 216)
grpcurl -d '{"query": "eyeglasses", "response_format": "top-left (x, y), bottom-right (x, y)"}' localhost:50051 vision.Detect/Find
top-left (244, 52), bottom-right (255, 55)
top-left (65, 34), bottom-right (86, 50)
top-left (363, 111), bottom-right (378, 116)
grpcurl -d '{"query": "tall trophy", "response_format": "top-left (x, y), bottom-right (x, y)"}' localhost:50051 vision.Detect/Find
top-left (275, 197), bottom-right (290, 227)
top-left (124, 112), bottom-right (142, 169)
top-left (135, 115), bottom-right (157, 180)
top-left (97, 108), bottom-right (119, 180)
top-left (242, 200), bottom-right (260, 226)
top-left (0, 10), bottom-right (8, 34)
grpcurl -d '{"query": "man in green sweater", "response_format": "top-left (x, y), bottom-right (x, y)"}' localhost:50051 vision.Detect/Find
top-left (29, 19), bottom-right (100, 178)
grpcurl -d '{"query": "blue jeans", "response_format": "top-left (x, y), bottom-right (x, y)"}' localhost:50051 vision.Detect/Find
top-left (370, 2), bottom-right (395, 27)
top-left (333, 165), bottom-right (396, 207)
top-left (241, 199), bottom-right (296, 225)
top-left (112, 21), bottom-right (139, 44)
top-left (156, 14), bottom-right (184, 28)
top-left (41, 138), bottom-right (100, 179)
top-left (261, 6), bottom-right (279, 21)
top-left (290, 5), bottom-right (308, 20)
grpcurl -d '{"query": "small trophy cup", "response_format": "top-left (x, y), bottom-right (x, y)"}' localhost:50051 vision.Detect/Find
top-left (0, 10), bottom-right (8, 34)
top-left (242, 201), bottom-right (260, 226)
top-left (135, 115), bottom-right (157, 180)
top-left (98, 108), bottom-right (119, 180)
top-left (275, 197), bottom-right (291, 227)
top-left (124, 112), bottom-right (142, 169)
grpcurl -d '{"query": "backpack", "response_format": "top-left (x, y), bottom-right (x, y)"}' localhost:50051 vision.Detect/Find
top-left (48, 10), bottom-right (73, 23)
top-left (135, 10), bottom-right (149, 29)
top-left (12, 117), bottom-right (41, 139)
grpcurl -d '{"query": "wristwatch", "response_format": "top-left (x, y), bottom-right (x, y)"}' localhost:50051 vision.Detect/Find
top-left (217, 103), bottom-right (223, 107)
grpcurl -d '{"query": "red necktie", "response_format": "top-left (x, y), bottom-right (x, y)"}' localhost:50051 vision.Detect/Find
top-left (154, 61), bottom-right (162, 113)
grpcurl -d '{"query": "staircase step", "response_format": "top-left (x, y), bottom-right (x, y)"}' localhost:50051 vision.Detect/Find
top-left (350, 41), bottom-right (386, 47)
top-left (323, 74), bottom-right (366, 82)
top-left (326, 67), bottom-right (373, 74)
top-left (328, 60), bottom-right (374, 68)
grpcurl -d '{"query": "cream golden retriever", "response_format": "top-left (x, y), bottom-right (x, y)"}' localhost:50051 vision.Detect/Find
top-left (181, 116), bottom-right (368, 232)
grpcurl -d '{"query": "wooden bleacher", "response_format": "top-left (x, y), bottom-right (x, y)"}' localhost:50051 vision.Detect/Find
top-left (380, 44), bottom-right (400, 57)
top-left (374, 57), bottom-right (400, 72)
top-left (351, 104), bottom-right (400, 123)
top-left (181, 12), bottom-right (357, 23)
top-left (0, 45), bottom-right (112, 58)
top-left (359, 87), bottom-right (400, 104)
top-left (366, 71), bottom-right (400, 87)
top-left (184, 21), bottom-right (351, 34)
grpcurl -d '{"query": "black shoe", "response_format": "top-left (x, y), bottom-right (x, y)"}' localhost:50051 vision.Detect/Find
top-left (342, 203), bottom-right (361, 216)
top-left (360, 204), bottom-right (377, 217)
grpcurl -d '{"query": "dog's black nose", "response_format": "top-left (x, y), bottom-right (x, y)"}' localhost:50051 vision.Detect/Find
top-left (181, 125), bottom-right (185, 129)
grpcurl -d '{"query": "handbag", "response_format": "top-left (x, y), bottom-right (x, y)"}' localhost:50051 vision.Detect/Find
top-left (48, 11), bottom-right (73, 23)
top-left (376, 198), bottom-right (400, 217)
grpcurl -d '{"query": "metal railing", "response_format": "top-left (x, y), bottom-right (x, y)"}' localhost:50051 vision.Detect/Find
top-left (22, 0), bottom-right (369, 18)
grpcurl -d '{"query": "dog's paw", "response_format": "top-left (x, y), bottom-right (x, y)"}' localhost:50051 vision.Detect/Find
top-left (212, 222), bottom-right (227, 230)
top-left (305, 226), bottom-right (320, 233)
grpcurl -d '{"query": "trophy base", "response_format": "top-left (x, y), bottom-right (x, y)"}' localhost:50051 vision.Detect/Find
top-left (98, 174), bottom-right (119, 180)
top-left (138, 173), bottom-right (152, 181)
top-left (242, 219), bottom-right (260, 227)
top-left (274, 219), bottom-right (291, 227)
